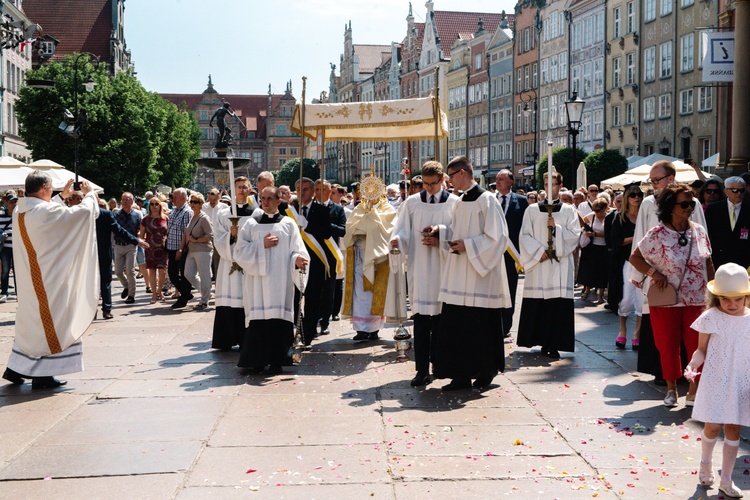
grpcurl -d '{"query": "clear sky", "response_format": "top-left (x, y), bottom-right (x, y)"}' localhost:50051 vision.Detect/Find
top-left (125, 0), bottom-right (517, 101)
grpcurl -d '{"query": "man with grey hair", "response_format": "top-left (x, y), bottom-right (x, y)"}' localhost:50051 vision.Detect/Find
top-left (2, 172), bottom-right (99, 388)
top-left (113, 192), bottom-right (143, 304)
top-left (166, 187), bottom-right (194, 309)
top-left (250, 171), bottom-right (275, 209)
top-left (705, 176), bottom-right (750, 269)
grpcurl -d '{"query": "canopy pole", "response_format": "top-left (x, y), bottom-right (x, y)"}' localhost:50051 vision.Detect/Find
top-left (433, 66), bottom-right (440, 163)
top-left (320, 127), bottom-right (325, 183)
top-left (299, 76), bottom-right (307, 191)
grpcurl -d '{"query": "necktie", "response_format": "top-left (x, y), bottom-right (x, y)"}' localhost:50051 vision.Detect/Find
top-left (730, 204), bottom-right (737, 230)
top-left (430, 195), bottom-right (435, 204)
top-left (302, 206), bottom-right (308, 218)
top-left (501, 195), bottom-right (507, 211)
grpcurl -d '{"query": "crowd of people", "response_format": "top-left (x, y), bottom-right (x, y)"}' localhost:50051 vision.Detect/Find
top-left (2, 157), bottom-right (750, 496)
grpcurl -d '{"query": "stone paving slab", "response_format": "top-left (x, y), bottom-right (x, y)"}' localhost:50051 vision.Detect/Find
top-left (122, 361), bottom-right (245, 380)
top-left (0, 440), bottom-right (203, 480)
top-left (0, 474), bottom-right (184, 499)
top-left (383, 406), bottom-right (545, 427)
top-left (223, 392), bottom-right (379, 418)
top-left (237, 375), bottom-right (380, 395)
top-left (97, 378), bottom-right (239, 398)
top-left (392, 478), bottom-right (619, 499)
top-left (177, 483), bottom-right (396, 499)
top-left (186, 445), bottom-right (390, 487)
top-left (379, 384), bottom-right (530, 409)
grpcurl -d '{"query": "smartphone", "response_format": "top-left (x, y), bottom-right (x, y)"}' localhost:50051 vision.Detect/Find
top-left (73, 181), bottom-right (82, 191)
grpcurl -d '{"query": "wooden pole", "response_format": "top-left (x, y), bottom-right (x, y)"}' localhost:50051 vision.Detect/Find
top-left (433, 66), bottom-right (440, 162)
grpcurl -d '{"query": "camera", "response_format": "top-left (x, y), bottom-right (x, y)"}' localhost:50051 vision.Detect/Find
top-left (73, 181), bottom-right (82, 191)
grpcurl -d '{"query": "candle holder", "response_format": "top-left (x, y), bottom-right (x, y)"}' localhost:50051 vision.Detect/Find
top-left (389, 246), bottom-right (412, 362)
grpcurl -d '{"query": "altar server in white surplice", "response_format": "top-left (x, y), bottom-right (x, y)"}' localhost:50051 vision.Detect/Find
top-left (517, 171), bottom-right (581, 359)
top-left (3, 172), bottom-right (99, 389)
top-left (390, 161), bottom-right (458, 387)
top-left (234, 186), bottom-right (309, 374)
top-left (431, 156), bottom-right (511, 392)
top-left (211, 176), bottom-right (260, 351)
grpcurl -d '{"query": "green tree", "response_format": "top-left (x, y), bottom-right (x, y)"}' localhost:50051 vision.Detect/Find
top-left (16, 54), bottom-right (200, 196)
top-left (274, 158), bottom-right (319, 187)
top-left (582, 149), bottom-right (628, 188)
top-left (536, 147), bottom-right (588, 190)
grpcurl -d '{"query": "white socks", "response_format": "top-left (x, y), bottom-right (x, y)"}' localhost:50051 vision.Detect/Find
top-left (721, 438), bottom-right (740, 484)
top-left (701, 430), bottom-right (718, 465)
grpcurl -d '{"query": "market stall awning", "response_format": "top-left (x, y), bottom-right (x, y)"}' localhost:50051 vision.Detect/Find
top-left (290, 96), bottom-right (448, 142)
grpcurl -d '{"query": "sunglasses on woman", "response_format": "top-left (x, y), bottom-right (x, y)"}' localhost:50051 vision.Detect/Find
top-left (627, 191), bottom-right (644, 198)
top-left (677, 200), bottom-right (696, 210)
top-left (703, 189), bottom-right (720, 194)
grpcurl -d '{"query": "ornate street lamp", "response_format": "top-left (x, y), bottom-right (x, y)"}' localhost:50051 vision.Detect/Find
top-left (565, 91), bottom-right (586, 178)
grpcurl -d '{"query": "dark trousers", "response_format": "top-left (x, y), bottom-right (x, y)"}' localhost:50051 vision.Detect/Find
top-left (413, 313), bottom-right (440, 375)
top-left (319, 274), bottom-right (337, 328)
top-left (98, 255), bottom-right (112, 312)
top-left (501, 252), bottom-right (519, 335)
top-left (332, 278), bottom-right (344, 317)
top-left (294, 259), bottom-right (329, 345)
top-left (0, 246), bottom-right (12, 295)
top-left (167, 249), bottom-right (191, 298)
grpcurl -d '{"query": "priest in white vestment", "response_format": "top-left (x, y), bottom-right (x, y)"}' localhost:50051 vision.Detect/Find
top-left (431, 157), bottom-right (511, 391)
top-left (628, 160), bottom-right (706, 379)
top-left (517, 171), bottom-right (581, 359)
top-left (390, 161), bottom-right (458, 387)
top-left (211, 176), bottom-right (261, 350)
top-left (234, 186), bottom-right (309, 373)
top-left (3, 172), bottom-right (99, 389)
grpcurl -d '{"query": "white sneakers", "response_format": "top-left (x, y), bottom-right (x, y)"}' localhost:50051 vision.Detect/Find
top-left (663, 390), bottom-right (678, 407)
top-left (0, 294), bottom-right (7, 303)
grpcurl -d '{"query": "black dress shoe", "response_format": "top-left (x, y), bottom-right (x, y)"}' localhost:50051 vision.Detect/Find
top-left (171, 300), bottom-right (188, 309)
top-left (545, 350), bottom-right (561, 359)
top-left (353, 331), bottom-right (370, 341)
top-left (332, 315), bottom-right (340, 321)
top-left (102, 311), bottom-right (113, 320)
top-left (125, 296), bottom-right (135, 304)
top-left (121, 288), bottom-right (129, 299)
top-left (653, 378), bottom-right (667, 386)
top-left (473, 377), bottom-right (493, 388)
top-left (442, 379), bottom-right (472, 391)
top-left (320, 327), bottom-right (330, 335)
top-left (369, 331), bottom-right (379, 340)
top-left (3, 368), bottom-right (25, 385)
top-left (410, 373), bottom-right (430, 387)
top-left (31, 377), bottom-right (67, 389)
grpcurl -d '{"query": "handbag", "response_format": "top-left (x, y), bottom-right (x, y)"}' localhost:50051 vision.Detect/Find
top-left (579, 216), bottom-right (593, 248)
top-left (646, 223), bottom-right (693, 307)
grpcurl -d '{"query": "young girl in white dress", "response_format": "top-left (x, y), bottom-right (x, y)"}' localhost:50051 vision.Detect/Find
top-left (685, 263), bottom-right (750, 498)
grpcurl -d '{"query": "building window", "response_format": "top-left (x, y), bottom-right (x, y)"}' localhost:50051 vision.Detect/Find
top-left (475, 53), bottom-right (482, 70)
top-left (541, 58), bottom-right (549, 85)
top-left (612, 105), bottom-right (621, 127)
top-left (699, 137), bottom-right (711, 161)
top-left (625, 102), bottom-right (635, 124)
top-left (583, 61), bottom-right (592, 97)
top-left (682, 0), bottom-right (694, 6)
top-left (550, 55), bottom-right (559, 82)
top-left (698, 86), bottom-right (713, 111)
top-left (661, 0), bottom-right (673, 15)
top-left (559, 92), bottom-right (567, 128)
top-left (626, 53), bottom-right (636, 85)
top-left (627, 2), bottom-right (636, 33)
top-left (516, 104), bottom-right (522, 134)
top-left (644, 46), bottom-right (656, 81)
top-left (659, 93), bottom-right (671, 118)
top-left (549, 94), bottom-right (558, 129)
top-left (572, 65), bottom-right (580, 94)
top-left (681, 33), bottom-right (694, 72)
top-left (645, 0), bottom-right (656, 21)
top-left (540, 97), bottom-right (549, 131)
top-left (200, 110), bottom-right (208, 121)
top-left (643, 97), bottom-right (656, 121)
top-left (290, 147), bottom-right (298, 155)
top-left (560, 52), bottom-right (568, 81)
top-left (532, 63), bottom-right (538, 88)
top-left (612, 57), bottom-right (622, 88)
top-left (279, 147), bottom-right (287, 155)
top-left (594, 109), bottom-right (603, 140)
top-left (594, 58), bottom-right (603, 95)
top-left (614, 8), bottom-right (622, 38)
top-left (680, 89), bottom-right (694, 114)
top-left (660, 41), bottom-right (672, 78)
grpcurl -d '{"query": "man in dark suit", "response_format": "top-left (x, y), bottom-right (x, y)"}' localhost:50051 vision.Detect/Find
top-left (88, 197), bottom-right (147, 319)
top-left (293, 177), bottom-right (334, 346)
top-left (495, 169), bottom-right (528, 338)
top-left (705, 176), bottom-right (750, 269)
top-left (315, 179), bottom-right (347, 334)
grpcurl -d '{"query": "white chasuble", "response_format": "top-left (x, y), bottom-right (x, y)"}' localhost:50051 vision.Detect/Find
top-left (519, 202), bottom-right (581, 299)
top-left (12, 193), bottom-right (99, 357)
top-left (233, 216), bottom-right (309, 325)
top-left (391, 192), bottom-right (458, 316)
top-left (213, 205), bottom-right (255, 308)
top-left (437, 189), bottom-right (511, 309)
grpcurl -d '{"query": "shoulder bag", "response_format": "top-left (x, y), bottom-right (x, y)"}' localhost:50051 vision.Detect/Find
top-left (646, 223), bottom-right (693, 307)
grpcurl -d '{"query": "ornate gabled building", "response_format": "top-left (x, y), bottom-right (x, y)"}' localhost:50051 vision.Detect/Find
top-left (23, 0), bottom-right (131, 74)
top-left (487, 16), bottom-right (515, 181)
top-left (161, 77), bottom-right (298, 185)
top-left (513, 0), bottom-right (541, 185)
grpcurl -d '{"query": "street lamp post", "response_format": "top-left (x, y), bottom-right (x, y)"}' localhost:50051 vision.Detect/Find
top-left (565, 91), bottom-right (586, 183)
top-left (59, 53), bottom-right (99, 187)
top-left (520, 89), bottom-right (538, 167)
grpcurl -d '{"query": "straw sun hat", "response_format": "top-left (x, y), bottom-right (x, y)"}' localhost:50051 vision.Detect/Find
top-left (707, 263), bottom-right (750, 297)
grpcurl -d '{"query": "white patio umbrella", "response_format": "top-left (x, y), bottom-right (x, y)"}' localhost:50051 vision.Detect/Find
top-left (27, 159), bottom-right (105, 194)
top-left (0, 166), bottom-right (35, 191)
top-left (0, 156), bottom-right (26, 167)
top-left (576, 161), bottom-right (587, 190)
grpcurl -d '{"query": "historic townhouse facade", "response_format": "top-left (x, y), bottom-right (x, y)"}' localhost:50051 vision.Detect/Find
top-left (606, 0), bottom-right (640, 156)
top-left (569, 0), bottom-right (606, 153)
top-left (539, 0), bottom-right (570, 151)
top-left (399, 4), bottom-right (424, 176)
top-left (513, 0), bottom-right (541, 182)
top-left (447, 37), bottom-right (470, 164)
top-left (487, 21), bottom-right (515, 178)
top-left (466, 22), bottom-right (493, 175)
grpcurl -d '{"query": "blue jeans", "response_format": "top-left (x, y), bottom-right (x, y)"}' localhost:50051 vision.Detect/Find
top-left (1, 246), bottom-right (13, 295)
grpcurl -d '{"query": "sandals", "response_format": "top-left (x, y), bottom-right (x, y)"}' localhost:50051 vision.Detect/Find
top-left (193, 303), bottom-right (208, 311)
top-left (631, 338), bottom-right (640, 351)
top-left (615, 336), bottom-right (627, 349)
top-left (699, 461), bottom-right (714, 486)
top-left (581, 288), bottom-right (590, 300)
top-left (719, 480), bottom-right (744, 498)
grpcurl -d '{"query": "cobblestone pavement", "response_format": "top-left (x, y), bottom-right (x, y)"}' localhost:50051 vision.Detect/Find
top-left (0, 278), bottom-right (748, 499)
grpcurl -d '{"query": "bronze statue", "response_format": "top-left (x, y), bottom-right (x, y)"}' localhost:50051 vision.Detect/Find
top-left (209, 101), bottom-right (236, 149)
